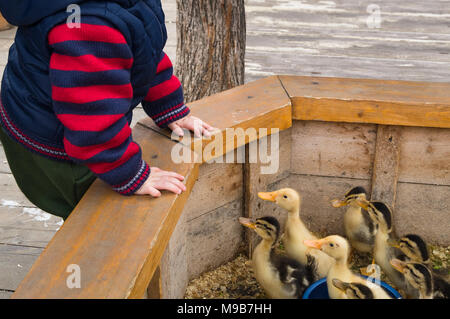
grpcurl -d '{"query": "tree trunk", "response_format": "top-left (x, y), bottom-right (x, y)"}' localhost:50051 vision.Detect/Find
top-left (175, 0), bottom-right (246, 103)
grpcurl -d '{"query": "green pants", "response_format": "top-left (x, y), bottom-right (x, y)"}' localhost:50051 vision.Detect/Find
top-left (0, 126), bottom-right (96, 220)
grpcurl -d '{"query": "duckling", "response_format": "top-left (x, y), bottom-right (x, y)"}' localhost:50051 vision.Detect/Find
top-left (332, 279), bottom-right (374, 299)
top-left (258, 188), bottom-right (335, 280)
top-left (388, 234), bottom-right (430, 263)
top-left (389, 234), bottom-right (450, 299)
top-left (360, 201), bottom-right (413, 296)
top-left (304, 235), bottom-right (392, 299)
top-left (331, 186), bottom-right (376, 253)
top-left (390, 259), bottom-right (434, 299)
top-left (239, 216), bottom-right (315, 299)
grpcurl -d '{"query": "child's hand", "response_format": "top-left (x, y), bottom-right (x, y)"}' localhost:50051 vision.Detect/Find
top-left (135, 167), bottom-right (186, 197)
top-left (168, 115), bottom-right (216, 138)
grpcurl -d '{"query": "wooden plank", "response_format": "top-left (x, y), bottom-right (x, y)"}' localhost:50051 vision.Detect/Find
top-left (370, 125), bottom-right (402, 208)
top-left (280, 75), bottom-right (450, 128)
top-left (159, 207), bottom-right (188, 299)
top-left (395, 182), bottom-right (450, 246)
top-left (398, 126), bottom-right (450, 186)
top-left (0, 244), bottom-right (43, 291)
top-left (0, 206), bottom-right (61, 247)
top-left (12, 125), bottom-right (199, 299)
top-left (244, 141), bottom-right (265, 257)
top-left (183, 161), bottom-right (243, 222)
top-left (139, 75), bottom-right (292, 162)
top-left (0, 291), bottom-right (12, 299)
top-left (186, 199), bottom-right (244, 280)
top-left (290, 120), bottom-right (377, 179)
top-left (146, 266), bottom-right (162, 299)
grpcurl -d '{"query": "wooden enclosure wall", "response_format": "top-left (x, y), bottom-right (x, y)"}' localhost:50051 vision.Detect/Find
top-left (159, 120), bottom-right (449, 298)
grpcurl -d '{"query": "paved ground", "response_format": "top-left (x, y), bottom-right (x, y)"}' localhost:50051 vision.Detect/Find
top-left (0, 0), bottom-right (449, 298)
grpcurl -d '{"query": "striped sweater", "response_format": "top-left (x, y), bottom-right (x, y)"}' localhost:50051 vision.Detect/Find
top-left (46, 17), bottom-right (189, 195)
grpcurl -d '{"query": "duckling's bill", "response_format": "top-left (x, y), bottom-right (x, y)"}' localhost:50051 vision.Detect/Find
top-left (390, 259), bottom-right (407, 273)
top-left (239, 217), bottom-right (256, 229)
top-left (331, 199), bottom-right (347, 207)
top-left (303, 239), bottom-right (323, 250)
top-left (258, 191), bottom-right (278, 202)
top-left (387, 238), bottom-right (400, 248)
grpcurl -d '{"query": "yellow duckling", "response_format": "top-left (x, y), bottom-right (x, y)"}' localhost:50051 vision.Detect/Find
top-left (331, 186), bottom-right (376, 253)
top-left (239, 216), bottom-right (315, 299)
top-left (258, 188), bottom-right (334, 279)
top-left (304, 235), bottom-right (392, 299)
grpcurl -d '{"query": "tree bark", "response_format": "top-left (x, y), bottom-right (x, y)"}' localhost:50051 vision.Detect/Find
top-left (175, 0), bottom-right (246, 103)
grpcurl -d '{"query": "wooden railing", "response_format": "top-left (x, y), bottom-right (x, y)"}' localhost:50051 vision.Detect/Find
top-left (11, 75), bottom-right (450, 298)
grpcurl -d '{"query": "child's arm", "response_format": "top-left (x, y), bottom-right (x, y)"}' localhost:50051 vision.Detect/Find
top-left (141, 52), bottom-right (216, 138)
top-left (48, 17), bottom-right (184, 196)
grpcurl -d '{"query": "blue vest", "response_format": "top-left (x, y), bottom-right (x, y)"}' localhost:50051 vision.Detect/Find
top-left (0, 0), bottom-right (167, 149)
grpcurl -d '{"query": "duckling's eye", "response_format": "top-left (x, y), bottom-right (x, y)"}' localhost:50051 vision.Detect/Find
top-left (329, 243), bottom-right (334, 247)
top-left (283, 195), bottom-right (288, 199)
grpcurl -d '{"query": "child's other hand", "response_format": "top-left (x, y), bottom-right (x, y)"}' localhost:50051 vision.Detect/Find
top-left (135, 167), bottom-right (186, 197)
top-left (168, 115), bottom-right (216, 138)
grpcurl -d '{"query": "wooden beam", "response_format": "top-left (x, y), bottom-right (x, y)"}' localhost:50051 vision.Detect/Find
top-left (280, 75), bottom-right (450, 129)
top-left (12, 126), bottom-right (199, 299)
top-left (370, 125), bottom-right (402, 209)
top-left (139, 76), bottom-right (292, 162)
top-left (146, 266), bottom-right (162, 299)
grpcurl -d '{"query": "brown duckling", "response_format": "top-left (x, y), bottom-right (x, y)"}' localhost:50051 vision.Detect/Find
top-left (389, 234), bottom-right (449, 299)
top-left (390, 259), bottom-right (434, 299)
top-left (258, 188), bottom-right (335, 280)
top-left (359, 201), bottom-right (414, 297)
top-left (239, 216), bottom-right (315, 299)
top-left (332, 278), bottom-right (374, 299)
top-left (331, 186), bottom-right (376, 253)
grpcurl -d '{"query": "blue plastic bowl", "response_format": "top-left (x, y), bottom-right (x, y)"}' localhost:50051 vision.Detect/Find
top-left (302, 276), bottom-right (402, 299)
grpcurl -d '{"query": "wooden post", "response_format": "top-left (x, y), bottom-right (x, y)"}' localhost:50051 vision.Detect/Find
top-left (370, 125), bottom-right (402, 208)
top-left (243, 141), bottom-right (264, 257)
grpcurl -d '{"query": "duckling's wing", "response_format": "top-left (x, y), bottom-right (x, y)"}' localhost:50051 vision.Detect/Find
top-left (355, 209), bottom-right (376, 244)
top-left (271, 254), bottom-right (314, 298)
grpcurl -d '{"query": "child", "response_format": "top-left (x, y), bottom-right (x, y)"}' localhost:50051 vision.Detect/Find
top-left (0, 0), bottom-right (214, 219)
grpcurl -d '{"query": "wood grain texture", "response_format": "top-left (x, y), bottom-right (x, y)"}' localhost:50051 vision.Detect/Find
top-left (290, 120), bottom-right (377, 179)
top-left (0, 244), bottom-right (43, 291)
top-left (175, 0), bottom-right (246, 102)
top-left (370, 125), bottom-right (402, 208)
top-left (12, 126), bottom-right (199, 299)
top-left (398, 126), bottom-right (450, 186)
top-left (139, 75), bottom-right (292, 162)
top-left (280, 75), bottom-right (450, 128)
top-left (395, 182), bottom-right (450, 245)
top-left (186, 199), bottom-right (244, 279)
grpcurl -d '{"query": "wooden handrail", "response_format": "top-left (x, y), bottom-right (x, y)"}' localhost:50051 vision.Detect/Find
top-left (11, 75), bottom-right (449, 298)
top-left (280, 75), bottom-right (450, 129)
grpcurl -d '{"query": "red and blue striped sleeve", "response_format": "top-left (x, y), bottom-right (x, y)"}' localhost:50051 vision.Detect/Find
top-left (142, 52), bottom-right (190, 127)
top-left (48, 18), bottom-right (150, 195)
